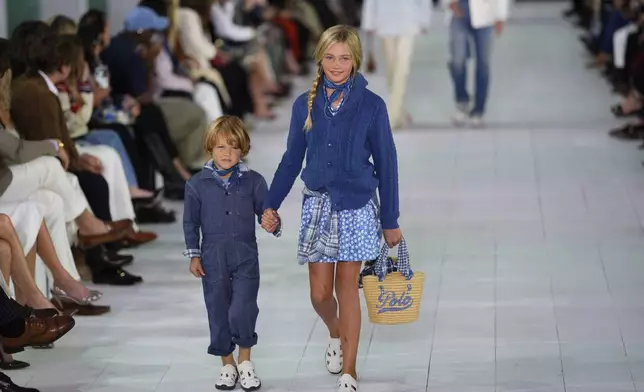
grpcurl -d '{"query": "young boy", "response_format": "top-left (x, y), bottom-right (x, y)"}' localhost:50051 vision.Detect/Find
top-left (183, 116), bottom-right (279, 391)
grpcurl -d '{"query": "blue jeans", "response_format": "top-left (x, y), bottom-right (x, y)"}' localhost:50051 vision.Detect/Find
top-left (76, 129), bottom-right (139, 187)
top-left (448, 16), bottom-right (494, 115)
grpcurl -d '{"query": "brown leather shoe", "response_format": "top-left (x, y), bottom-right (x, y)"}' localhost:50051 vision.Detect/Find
top-left (107, 219), bottom-right (133, 232)
top-left (56, 301), bottom-right (111, 316)
top-left (77, 229), bottom-right (128, 249)
top-left (120, 231), bottom-right (157, 248)
top-left (2, 315), bottom-right (75, 354)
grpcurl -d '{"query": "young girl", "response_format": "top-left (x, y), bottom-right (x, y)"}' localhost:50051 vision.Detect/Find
top-left (183, 116), bottom-right (278, 392)
top-left (261, 25), bottom-right (403, 392)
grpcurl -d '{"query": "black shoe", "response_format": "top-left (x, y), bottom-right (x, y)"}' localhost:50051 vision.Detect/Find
top-left (0, 360), bottom-right (29, 371)
top-left (562, 8), bottom-right (575, 17)
top-left (106, 250), bottom-right (134, 267)
top-left (164, 181), bottom-right (185, 201)
top-left (134, 203), bottom-right (176, 224)
top-left (85, 245), bottom-right (130, 269)
top-left (92, 268), bottom-right (143, 286)
top-left (0, 372), bottom-right (39, 391)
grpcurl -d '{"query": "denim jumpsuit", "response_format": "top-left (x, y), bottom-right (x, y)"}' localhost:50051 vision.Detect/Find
top-left (183, 163), bottom-right (274, 356)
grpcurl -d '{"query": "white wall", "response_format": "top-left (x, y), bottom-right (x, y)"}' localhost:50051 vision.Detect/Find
top-left (39, 0), bottom-right (88, 22)
top-left (107, 0), bottom-right (139, 34)
top-left (0, 0), bottom-right (7, 38)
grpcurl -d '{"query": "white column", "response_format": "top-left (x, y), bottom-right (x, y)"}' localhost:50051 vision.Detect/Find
top-left (39, 0), bottom-right (88, 21)
top-left (0, 0), bottom-right (7, 38)
top-left (107, 0), bottom-right (139, 33)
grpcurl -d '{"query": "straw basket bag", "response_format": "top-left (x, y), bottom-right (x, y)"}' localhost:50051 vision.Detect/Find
top-left (362, 238), bottom-right (424, 325)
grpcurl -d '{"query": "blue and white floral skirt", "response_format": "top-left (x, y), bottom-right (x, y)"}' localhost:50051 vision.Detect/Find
top-left (297, 192), bottom-right (382, 264)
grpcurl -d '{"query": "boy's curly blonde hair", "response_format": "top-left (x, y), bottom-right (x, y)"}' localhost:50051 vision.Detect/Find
top-left (203, 115), bottom-right (251, 157)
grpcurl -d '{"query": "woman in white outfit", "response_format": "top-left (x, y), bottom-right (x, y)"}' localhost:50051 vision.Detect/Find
top-left (154, 44), bottom-right (225, 125)
top-left (0, 199), bottom-right (104, 310)
top-left (361, 0), bottom-right (432, 129)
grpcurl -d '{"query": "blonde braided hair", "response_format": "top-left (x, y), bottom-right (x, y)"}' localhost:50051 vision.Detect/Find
top-left (303, 25), bottom-right (362, 131)
top-left (303, 69), bottom-right (322, 131)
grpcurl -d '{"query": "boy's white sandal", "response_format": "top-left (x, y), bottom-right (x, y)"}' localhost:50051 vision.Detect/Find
top-left (326, 337), bottom-right (343, 374)
top-left (215, 364), bottom-right (238, 391)
top-left (238, 360), bottom-right (262, 391)
top-left (337, 374), bottom-right (358, 392)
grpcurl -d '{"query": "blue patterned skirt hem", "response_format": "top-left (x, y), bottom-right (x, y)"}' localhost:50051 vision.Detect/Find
top-left (297, 196), bottom-right (382, 264)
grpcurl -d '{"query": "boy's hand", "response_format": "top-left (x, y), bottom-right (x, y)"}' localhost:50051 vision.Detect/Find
top-left (261, 209), bottom-right (280, 233)
top-left (190, 257), bottom-right (205, 277)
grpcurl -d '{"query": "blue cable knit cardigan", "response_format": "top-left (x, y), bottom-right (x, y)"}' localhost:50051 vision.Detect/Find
top-left (264, 72), bottom-right (400, 230)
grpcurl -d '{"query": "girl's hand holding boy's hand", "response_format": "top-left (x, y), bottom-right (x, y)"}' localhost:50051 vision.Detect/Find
top-left (261, 209), bottom-right (280, 233)
top-left (190, 257), bottom-right (205, 277)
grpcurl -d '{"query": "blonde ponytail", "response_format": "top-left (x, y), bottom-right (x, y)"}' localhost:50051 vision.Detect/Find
top-left (303, 69), bottom-right (322, 131)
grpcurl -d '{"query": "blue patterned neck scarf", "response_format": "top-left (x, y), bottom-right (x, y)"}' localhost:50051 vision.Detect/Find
top-left (323, 74), bottom-right (353, 115)
top-left (214, 163), bottom-right (239, 177)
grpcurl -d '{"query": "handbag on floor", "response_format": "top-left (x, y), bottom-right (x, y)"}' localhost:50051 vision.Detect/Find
top-left (362, 238), bottom-right (425, 325)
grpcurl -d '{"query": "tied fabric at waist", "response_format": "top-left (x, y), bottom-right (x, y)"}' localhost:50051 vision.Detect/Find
top-left (298, 188), bottom-right (340, 264)
top-left (297, 187), bottom-right (380, 264)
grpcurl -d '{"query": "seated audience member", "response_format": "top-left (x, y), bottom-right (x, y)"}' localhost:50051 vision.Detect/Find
top-left (148, 0), bottom-right (255, 121)
top-left (56, 34), bottom-right (153, 200)
top-left (7, 21), bottom-right (143, 286)
top-left (10, 24), bottom-right (156, 247)
top-left (142, 1), bottom-right (225, 125)
top-left (0, 202), bottom-right (110, 316)
top-left (176, 0), bottom-right (254, 119)
top-left (155, 35), bottom-right (225, 125)
top-left (51, 35), bottom-right (157, 247)
top-left (48, 14), bottom-right (78, 36)
top-left (210, 0), bottom-right (282, 119)
top-left (95, 12), bottom-right (193, 199)
top-left (56, 34), bottom-right (175, 224)
top-left (101, 6), bottom-right (209, 176)
top-left (77, 11), bottom-right (178, 218)
top-left (0, 211), bottom-right (66, 313)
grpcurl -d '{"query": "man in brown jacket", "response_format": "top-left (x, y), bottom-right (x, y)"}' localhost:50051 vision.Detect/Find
top-left (7, 21), bottom-right (143, 286)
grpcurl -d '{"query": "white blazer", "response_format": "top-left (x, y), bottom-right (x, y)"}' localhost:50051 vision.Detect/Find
top-left (177, 8), bottom-right (217, 70)
top-left (442, 0), bottom-right (511, 28)
top-left (361, 0), bottom-right (432, 37)
top-left (210, 0), bottom-right (256, 42)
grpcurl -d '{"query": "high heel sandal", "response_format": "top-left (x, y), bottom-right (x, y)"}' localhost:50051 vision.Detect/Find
top-left (50, 287), bottom-right (111, 316)
top-left (51, 286), bottom-right (102, 304)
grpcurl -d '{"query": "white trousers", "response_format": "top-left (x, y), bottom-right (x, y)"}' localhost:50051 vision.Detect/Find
top-left (0, 200), bottom-right (48, 295)
top-left (194, 82), bottom-right (224, 124)
top-left (0, 201), bottom-right (41, 255)
top-left (0, 157), bottom-right (91, 281)
top-left (76, 145), bottom-right (137, 224)
top-left (2, 157), bottom-right (86, 222)
top-left (381, 35), bottom-right (415, 129)
top-left (0, 191), bottom-right (81, 282)
top-left (613, 23), bottom-right (637, 69)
